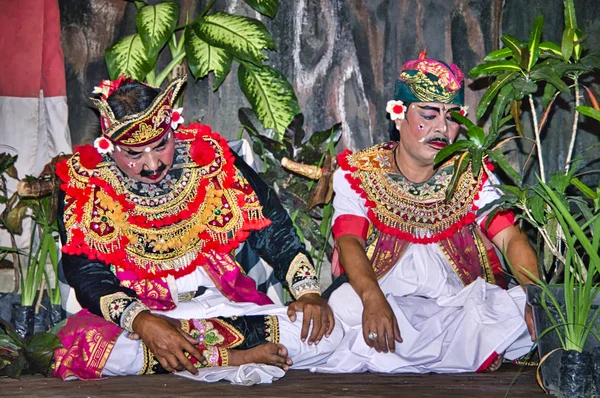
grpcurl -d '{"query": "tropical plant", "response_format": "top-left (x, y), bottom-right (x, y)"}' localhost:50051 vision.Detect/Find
top-left (105, 0), bottom-right (299, 142)
top-left (434, 0), bottom-right (600, 284)
top-left (0, 318), bottom-right (62, 378)
top-left (239, 109), bottom-right (341, 281)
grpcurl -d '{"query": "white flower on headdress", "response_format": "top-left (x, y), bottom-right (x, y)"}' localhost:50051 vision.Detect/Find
top-left (94, 137), bottom-right (114, 154)
top-left (459, 105), bottom-right (469, 117)
top-left (170, 107), bottom-right (184, 130)
top-left (386, 100), bottom-right (406, 120)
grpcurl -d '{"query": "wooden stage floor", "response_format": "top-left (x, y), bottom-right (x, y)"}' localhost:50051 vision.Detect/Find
top-left (2, 364), bottom-right (546, 397)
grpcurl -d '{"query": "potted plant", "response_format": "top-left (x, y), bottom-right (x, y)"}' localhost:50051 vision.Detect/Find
top-left (433, 0), bottom-right (600, 395)
top-left (0, 155), bottom-right (64, 338)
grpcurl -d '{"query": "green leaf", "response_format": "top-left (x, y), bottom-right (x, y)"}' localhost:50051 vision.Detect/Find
top-left (446, 152), bottom-right (470, 202)
top-left (510, 100), bottom-right (524, 137)
top-left (484, 48), bottom-right (512, 61)
top-left (527, 15), bottom-right (544, 71)
top-left (105, 34), bottom-right (152, 81)
top-left (573, 28), bottom-right (586, 61)
top-left (132, 1), bottom-right (146, 9)
top-left (571, 177), bottom-right (597, 199)
top-left (433, 139), bottom-right (473, 166)
top-left (471, 148), bottom-right (483, 177)
top-left (136, 2), bottom-right (179, 62)
top-left (491, 83), bottom-right (514, 131)
top-left (581, 51), bottom-right (600, 70)
top-left (530, 64), bottom-right (570, 93)
top-left (238, 62), bottom-right (301, 142)
top-left (528, 190), bottom-right (547, 224)
top-left (561, 28), bottom-right (575, 62)
top-left (487, 149), bottom-right (522, 185)
top-left (185, 26), bottom-right (232, 89)
top-left (195, 12), bottom-right (275, 66)
top-left (0, 153), bottom-right (18, 178)
top-left (469, 60), bottom-right (522, 78)
top-left (542, 82), bottom-right (558, 108)
top-left (25, 332), bottom-right (62, 353)
top-left (4, 200), bottom-right (28, 235)
top-left (563, 0), bottom-right (577, 30)
top-left (475, 72), bottom-right (519, 119)
top-left (539, 41), bottom-right (562, 57)
top-left (501, 34), bottom-right (523, 65)
top-left (0, 335), bottom-right (21, 351)
top-left (576, 105), bottom-right (600, 122)
top-left (512, 78), bottom-right (537, 100)
top-left (243, 0), bottom-right (279, 19)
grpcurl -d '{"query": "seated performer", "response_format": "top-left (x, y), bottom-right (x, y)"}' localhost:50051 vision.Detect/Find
top-left (53, 74), bottom-right (340, 380)
top-left (314, 52), bottom-right (537, 374)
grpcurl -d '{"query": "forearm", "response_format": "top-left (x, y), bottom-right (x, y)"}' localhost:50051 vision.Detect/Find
top-left (336, 235), bottom-right (383, 302)
top-left (494, 226), bottom-right (539, 286)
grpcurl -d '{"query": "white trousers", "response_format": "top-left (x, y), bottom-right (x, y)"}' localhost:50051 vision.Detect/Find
top-left (103, 288), bottom-right (343, 376)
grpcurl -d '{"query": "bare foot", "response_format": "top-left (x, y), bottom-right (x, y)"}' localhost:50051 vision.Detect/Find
top-left (228, 343), bottom-right (293, 371)
top-left (486, 354), bottom-right (504, 372)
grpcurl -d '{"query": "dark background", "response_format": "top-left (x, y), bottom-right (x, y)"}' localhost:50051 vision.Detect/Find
top-left (58, 0), bottom-right (600, 179)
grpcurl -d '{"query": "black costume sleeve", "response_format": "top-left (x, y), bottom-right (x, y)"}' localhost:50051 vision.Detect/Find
top-left (232, 154), bottom-right (321, 299)
top-left (58, 189), bottom-right (146, 330)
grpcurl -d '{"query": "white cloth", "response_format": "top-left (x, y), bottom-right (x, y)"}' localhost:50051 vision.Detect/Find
top-left (103, 266), bottom-right (343, 382)
top-left (311, 169), bottom-right (534, 374)
top-left (175, 364), bottom-right (285, 386)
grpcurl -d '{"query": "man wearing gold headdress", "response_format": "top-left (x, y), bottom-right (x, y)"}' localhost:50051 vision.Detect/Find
top-left (52, 75), bottom-right (340, 381)
top-left (314, 52), bottom-right (538, 374)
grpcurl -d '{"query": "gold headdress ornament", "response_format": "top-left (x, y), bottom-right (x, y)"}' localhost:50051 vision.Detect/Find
top-left (90, 74), bottom-right (187, 148)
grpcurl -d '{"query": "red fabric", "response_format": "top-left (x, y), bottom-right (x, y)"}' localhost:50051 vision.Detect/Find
top-left (332, 214), bottom-right (369, 240)
top-left (481, 210), bottom-right (516, 240)
top-left (476, 351), bottom-right (499, 372)
top-left (0, 0), bottom-right (66, 97)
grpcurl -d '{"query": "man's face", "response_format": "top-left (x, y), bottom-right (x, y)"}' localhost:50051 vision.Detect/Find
top-left (112, 131), bottom-right (175, 184)
top-left (395, 102), bottom-right (461, 166)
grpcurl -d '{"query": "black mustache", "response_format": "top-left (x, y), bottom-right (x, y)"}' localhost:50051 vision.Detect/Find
top-left (140, 163), bottom-right (167, 177)
top-left (425, 136), bottom-right (449, 145)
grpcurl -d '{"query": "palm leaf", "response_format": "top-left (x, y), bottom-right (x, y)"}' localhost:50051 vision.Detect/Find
top-left (243, 0), bottom-right (279, 19)
top-left (195, 12), bottom-right (275, 66)
top-left (105, 34), bottom-right (152, 80)
top-left (238, 62), bottom-right (301, 141)
top-left (136, 2), bottom-right (179, 62)
top-left (185, 26), bottom-right (232, 90)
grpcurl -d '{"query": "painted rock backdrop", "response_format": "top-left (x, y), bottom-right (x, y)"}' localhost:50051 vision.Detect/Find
top-left (59, 0), bottom-right (599, 179)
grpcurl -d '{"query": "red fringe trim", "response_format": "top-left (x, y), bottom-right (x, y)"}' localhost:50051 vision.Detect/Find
top-left (338, 149), bottom-right (487, 244)
top-left (60, 124), bottom-right (272, 280)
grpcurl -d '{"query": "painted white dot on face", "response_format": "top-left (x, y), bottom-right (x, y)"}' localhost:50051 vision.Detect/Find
top-left (418, 124), bottom-right (424, 130)
top-left (144, 147), bottom-right (151, 153)
top-left (418, 137), bottom-right (426, 143)
top-left (116, 146), bottom-right (122, 152)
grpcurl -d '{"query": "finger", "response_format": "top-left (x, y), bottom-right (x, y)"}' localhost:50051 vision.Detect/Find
top-left (385, 322), bottom-right (395, 353)
top-left (363, 324), bottom-right (374, 348)
top-left (126, 332), bottom-right (140, 340)
top-left (157, 356), bottom-right (175, 373)
top-left (393, 317), bottom-right (404, 343)
top-left (175, 349), bottom-right (198, 375)
top-left (313, 312), bottom-right (329, 344)
top-left (308, 310), bottom-right (323, 344)
top-left (376, 324), bottom-right (388, 353)
top-left (287, 304), bottom-right (297, 322)
top-left (180, 339), bottom-right (204, 364)
top-left (325, 310), bottom-right (335, 337)
top-left (165, 354), bottom-right (181, 373)
top-left (300, 308), bottom-right (313, 343)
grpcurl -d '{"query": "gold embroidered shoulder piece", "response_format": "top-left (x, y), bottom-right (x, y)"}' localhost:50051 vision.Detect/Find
top-left (338, 142), bottom-right (484, 243)
top-left (59, 130), bottom-right (270, 279)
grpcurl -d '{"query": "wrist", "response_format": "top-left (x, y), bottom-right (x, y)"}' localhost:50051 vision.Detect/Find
top-left (359, 285), bottom-right (385, 305)
top-left (128, 304), bottom-right (151, 333)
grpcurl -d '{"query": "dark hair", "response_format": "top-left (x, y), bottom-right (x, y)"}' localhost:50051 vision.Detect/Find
top-left (388, 101), bottom-right (412, 142)
top-left (106, 81), bottom-right (160, 119)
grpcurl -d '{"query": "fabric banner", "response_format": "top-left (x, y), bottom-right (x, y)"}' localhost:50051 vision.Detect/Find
top-left (0, 0), bottom-right (72, 265)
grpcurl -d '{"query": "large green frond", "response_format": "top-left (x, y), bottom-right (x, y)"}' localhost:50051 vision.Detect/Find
top-left (243, 0), bottom-right (279, 19)
top-left (195, 12), bottom-right (274, 66)
top-left (105, 34), bottom-right (152, 80)
top-left (136, 2), bottom-right (179, 61)
top-left (238, 63), bottom-right (301, 141)
top-left (185, 26), bottom-right (232, 90)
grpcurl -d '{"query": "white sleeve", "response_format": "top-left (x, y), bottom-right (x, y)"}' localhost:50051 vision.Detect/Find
top-left (332, 168), bottom-right (369, 224)
top-left (474, 172), bottom-right (503, 227)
